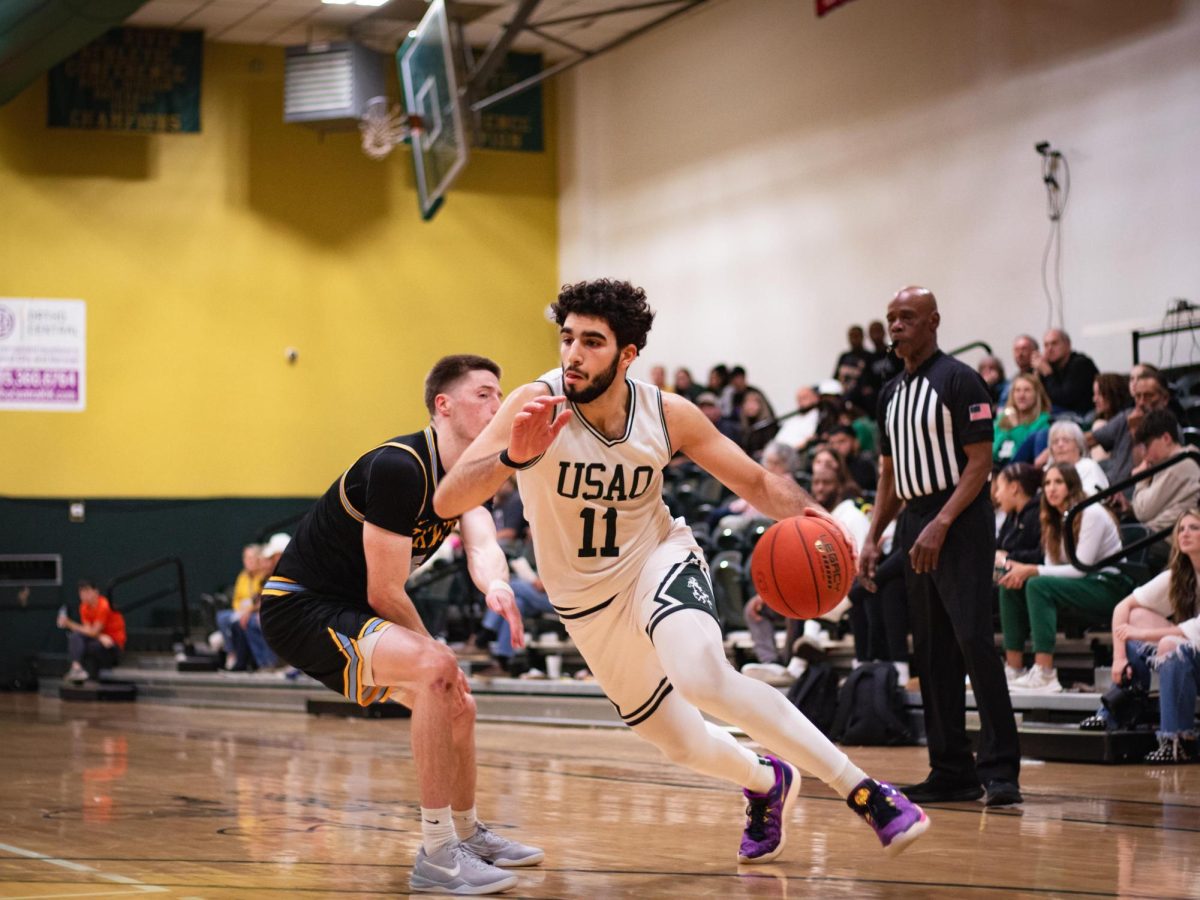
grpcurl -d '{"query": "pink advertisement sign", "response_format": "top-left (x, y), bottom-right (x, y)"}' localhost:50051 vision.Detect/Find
top-left (0, 299), bottom-right (86, 412)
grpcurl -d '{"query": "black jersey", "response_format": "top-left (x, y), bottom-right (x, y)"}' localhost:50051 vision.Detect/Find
top-left (273, 426), bottom-right (458, 608)
top-left (878, 350), bottom-right (994, 501)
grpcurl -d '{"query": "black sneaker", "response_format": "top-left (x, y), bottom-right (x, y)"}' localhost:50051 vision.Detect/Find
top-left (898, 777), bottom-right (983, 804)
top-left (983, 780), bottom-right (1023, 807)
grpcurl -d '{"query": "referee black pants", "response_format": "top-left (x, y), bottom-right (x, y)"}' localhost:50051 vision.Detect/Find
top-left (897, 489), bottom-right (1021, 787)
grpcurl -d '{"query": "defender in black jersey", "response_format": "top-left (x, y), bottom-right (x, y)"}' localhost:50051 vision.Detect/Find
top-left (260, 355), bottom-right (543, 895)
top-left (861, 287), bottom-right (1022, 809)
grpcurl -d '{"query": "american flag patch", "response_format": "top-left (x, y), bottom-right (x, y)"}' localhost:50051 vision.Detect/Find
top-left (969, 403), bottom-right (992, 421)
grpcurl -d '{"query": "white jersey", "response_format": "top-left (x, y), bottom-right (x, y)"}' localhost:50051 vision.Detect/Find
top-left (516, 369), bottom-right (674, 611)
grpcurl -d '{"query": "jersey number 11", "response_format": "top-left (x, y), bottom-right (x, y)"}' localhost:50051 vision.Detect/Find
top-left (579, 507), bottom-right (619, 558)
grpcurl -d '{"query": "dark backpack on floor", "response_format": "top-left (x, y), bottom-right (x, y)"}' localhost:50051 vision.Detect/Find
top-left (830, 662), bottom-right (915, 746)
top-left (785, 662), bottom-right (840, 737)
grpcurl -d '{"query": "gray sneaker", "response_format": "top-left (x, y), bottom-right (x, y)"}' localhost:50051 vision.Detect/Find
top-left (409, 841), bottom-right (517, 894)
top-left (461, 822), bottom-right (545, 867)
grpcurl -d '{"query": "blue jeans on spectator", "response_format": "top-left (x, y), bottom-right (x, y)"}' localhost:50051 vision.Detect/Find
top-left (227, 612), bottom-right (278, 670)
top-left (483, 580), bottom-right (556, 659)
top-left (68, 631), bottom-right (120, 679)
top-left (1157, 642), bottom-right (1200, 739)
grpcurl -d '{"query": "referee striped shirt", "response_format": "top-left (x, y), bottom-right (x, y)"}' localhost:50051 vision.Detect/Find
top-left (877, 351), bottom-right (994, 501)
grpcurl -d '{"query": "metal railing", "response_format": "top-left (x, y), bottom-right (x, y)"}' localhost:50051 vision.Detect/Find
top-left (1064, 448), bottom-right (1200, 572)
top-left (104, 556), bottom-right (193, 649)
top-left (948, 340), bottom-right (993, 358)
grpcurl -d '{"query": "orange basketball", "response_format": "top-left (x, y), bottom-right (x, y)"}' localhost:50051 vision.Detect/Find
top-left (750, 515), bottom-right (855, 619)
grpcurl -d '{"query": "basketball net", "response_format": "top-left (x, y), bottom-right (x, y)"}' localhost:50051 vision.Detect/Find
top-left (358, 96), bottom-right (416, 161)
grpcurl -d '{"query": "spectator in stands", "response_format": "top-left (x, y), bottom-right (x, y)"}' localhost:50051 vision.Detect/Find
top-left (774, 385), bottom-right (821, 451)
top-left (867, 319), bottom-right (901, 387)
top-left (696, 390), bottom-right (742, 444)
top-left (978, 355), bottom-right (1008, 407)
top-left (994, 463), bottom-right (1043, 576)
top-left (673, 367), bottom-right (703, 402)
top-left (1078, 509), bottom-right (1200, 764)
top-left (993, 374), bottom-right (1051, 465)
top-left (1092, 371), bottom-right (1172, 485)
top-left (58, 578), bottom-right (127, 683)
top-left (998, 463), bottom-right (1129, 692)
top-left (1041, 421), bottom-right (1109, 496)
top-left (740, 389), bottom-right (779, 458)
top-left (834, 325), bottom-right (880, 414)
top-left (649, 364), bottom-right (672, 394)
top-left (216, 543), bottom-right (265, 668)
top-left (706, 363), bottom-right (729, 394)
top-left (714, 441), bottom-right (798, 532)
top-left (491, 477), bottom-right (528, 548)
top-left (1033, 329), bottom-right (1099, 417)
top-left (814, 379), bottom-right (848, 445)
top-left (828, 425), bottom-right (877, 491)
top-left (1091, 372), bottom-right (1133, 437)
top-left (1004, 334), bottom-right (1039, 406)
top-left (810, 446), bottom-right (863, 498)
top-left (1132, 410), bottom-right (1200, 567)
top-left (228, 532), bottom-right (287, 671)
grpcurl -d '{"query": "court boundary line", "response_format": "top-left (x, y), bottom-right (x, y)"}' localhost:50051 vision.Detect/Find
top-left (0, 840), bottom-right (167, 897)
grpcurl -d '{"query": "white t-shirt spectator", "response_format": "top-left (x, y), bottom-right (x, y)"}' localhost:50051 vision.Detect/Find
top-left (1038, 504), bottom-right (1122, 578)
top-left (1132, 570), bottom-right (1200, 646)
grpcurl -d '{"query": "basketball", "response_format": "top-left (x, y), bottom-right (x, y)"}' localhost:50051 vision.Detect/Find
top-left (750, 515), bottom-right (855, 619)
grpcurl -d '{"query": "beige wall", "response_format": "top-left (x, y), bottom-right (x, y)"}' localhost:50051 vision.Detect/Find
top-left (558, 0), bottom-right (1200, 408)
top-left (0, 42), bottom-right (559, 498)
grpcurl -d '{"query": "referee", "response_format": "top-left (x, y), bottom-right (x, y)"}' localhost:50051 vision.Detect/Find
top-left (859, 286), bottom-right (1022, 808)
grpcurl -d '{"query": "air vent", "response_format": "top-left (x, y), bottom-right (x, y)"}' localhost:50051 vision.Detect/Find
top-left (0, 555), bottom-right (62, 586)
top-left (284, 42), bottom-right (386, 128)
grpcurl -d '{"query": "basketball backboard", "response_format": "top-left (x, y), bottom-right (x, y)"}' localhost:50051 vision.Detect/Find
top-left (397, 0), bottom-right (468, 220)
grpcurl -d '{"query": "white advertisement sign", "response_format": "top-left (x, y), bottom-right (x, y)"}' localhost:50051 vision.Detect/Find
top-left (0, 299), bottom-right (86, 412)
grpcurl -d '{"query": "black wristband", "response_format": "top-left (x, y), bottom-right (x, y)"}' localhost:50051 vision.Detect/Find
top-left (499, 448), bottom-right (537, 470)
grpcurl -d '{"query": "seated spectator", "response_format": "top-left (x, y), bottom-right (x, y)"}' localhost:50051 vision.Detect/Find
top-left (1002, 334), bottom-right (1039, 407)
top-left (978, 355), bottom-right (1008, 407)
top-left (994, 463), bottom-right (1043, 575)
top-left (867, 319), bottom-right (901, 386)
top-left (810, 446), bottom-right (863, 498)
top-left (1092, 370), bottom-right (1171, 484)
top-left (58, 578), bottom-right (127, 683)
top-left (673, 367), bottom-right (703, 402)
top-left (774, 385), bottom-right (821, 451)
top-left (1078, 509), bottom-right (1200, 763)
top-left (706, 363), bottom-right (729, 395)
top-left (648, 364), bottom-right (671, 393)
top-left (1039, 420), bottom-right (1109, 496)
top-left (1034, 329), bottom-right (1099, 417)
top-left (228, 532), bottom-right (287, 671)
top-left (1132, 409), bottom-right (1200, 567)
top-left (997, 463), bottom-right (1129, 692)
top-left (813, 379), bottom-right (848, 444)
top-left (833, 324), bottom-right (880, 414)
top-left (696, 391), bottom-right (742, 444)
top-left (827, 425), bottom-right (877, 492)
top-left (216, 543), bottom-right (264, 666)
top-left (739, 389), bottom-right (779, 458)
top-left (491, 476), bottom-right (528, 549)
top-left (478, 553), bottom-right (556, 676)
top-left (712, 441), bottom-right (797, 531)
top-left (993, 373), bottom-right (1051, 465)
top-left (1090, 372), bottom-right (1133, 443)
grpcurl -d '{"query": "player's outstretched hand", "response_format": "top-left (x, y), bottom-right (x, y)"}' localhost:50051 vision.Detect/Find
top-left (508, 394), bottom-right (571, 465)
top-left (486, 581), bottom-right (525, 651)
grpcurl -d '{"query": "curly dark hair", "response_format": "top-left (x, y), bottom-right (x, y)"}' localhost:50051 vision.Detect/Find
top-left (551, 279), bottom-right (656, 352)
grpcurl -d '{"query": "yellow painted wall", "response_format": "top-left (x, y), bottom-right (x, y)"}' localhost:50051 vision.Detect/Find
top-left (0, 42), bottom-right (559, 498)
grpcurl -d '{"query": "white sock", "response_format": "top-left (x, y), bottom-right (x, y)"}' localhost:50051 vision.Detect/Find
top-left (452, 806), bottom-right (478, 839)
top-left (420, 806), bottom-right (456, 855)
top-left (893, 661), bottom-right (910, 684)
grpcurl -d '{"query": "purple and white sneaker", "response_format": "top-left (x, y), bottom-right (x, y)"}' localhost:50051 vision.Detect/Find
top-left (737, 755), bottom-right (800, 864)
top-left (846, 779), bottom-right (930, 857)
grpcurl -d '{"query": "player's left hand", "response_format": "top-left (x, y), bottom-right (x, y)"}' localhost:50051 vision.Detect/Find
top-left (486, 581), bottom-right (525, 650)
top-left (909, 517), bottom-right (948, 574)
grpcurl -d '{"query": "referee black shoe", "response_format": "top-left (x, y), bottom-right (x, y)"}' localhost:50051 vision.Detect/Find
top-left (897, 777), bottom-right (983, 804)
top-left (984, 780), bottom-right (1023, 807)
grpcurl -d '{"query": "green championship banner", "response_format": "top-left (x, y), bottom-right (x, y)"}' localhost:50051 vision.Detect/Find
top-left (478, 51), bottom-right (544, 153)
top-left (47, 28), bottom-right (202, 133)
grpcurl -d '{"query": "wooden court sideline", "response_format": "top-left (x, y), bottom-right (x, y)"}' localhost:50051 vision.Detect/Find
top-left (0, 694), bottom-right (1196, 899)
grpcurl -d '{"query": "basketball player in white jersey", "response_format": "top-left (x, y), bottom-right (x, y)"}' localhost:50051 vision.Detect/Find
top-left (435, 280), bottom-right (928, 863)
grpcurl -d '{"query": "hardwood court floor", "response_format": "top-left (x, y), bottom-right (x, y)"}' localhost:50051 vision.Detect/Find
top-left (0, 694), bottom-right (1196, 899)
